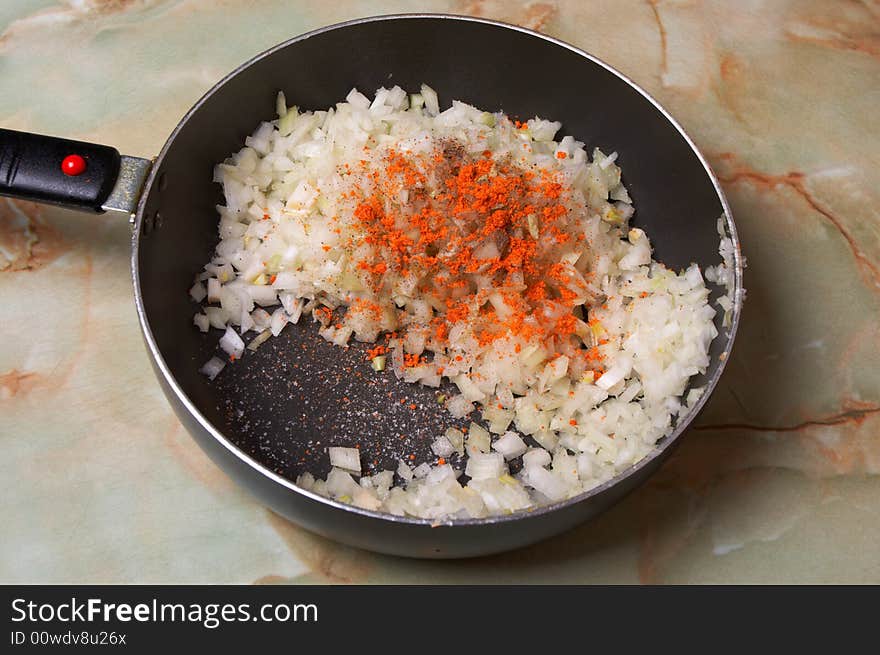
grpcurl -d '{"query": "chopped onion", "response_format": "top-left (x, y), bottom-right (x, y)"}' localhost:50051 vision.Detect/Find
top-left (269, 308), bottom-right (288, 336)
top-left (426, 464), bottom-right (454, 484)
top-left (204, 306), bottom-right (227, 330)
top-left (247, 329), bottom-right (272, 351)
top-left (352, 487), bottom-right (382, 511)
top-left (446, 394), bottom-right (474, 418)
top-left (199, 356), bottom-right (226, 380)
top-left (492, 431), bottom-right (527, 460)
top-left (189, 281), bottom-right (207, 303)
top-left (193, 83), bottom-right (725, 520)
top-left (193, 313), bottom-right (210, 333)
top-left (397, 459), bottom-right (414, 481)
top-left (444, 427), bottom-right (465, 454)
top-left (431, 435), bottom-right (455, 458)
top-left (207, 278), bottom-right (221, 303)
top-left (466, 423), bottom-right (490, 454)
top-left (239, 307), bottom-right (255, 333)
top-left (328, 446), bottom-right (361, 474)
top-left (595, 357), bottom-right (632, 391)
top-left (296, 471), bottom-right (315, 491)
top-left (465, 452), bottom-right (505, 480)
top-left (251, 308), bottom-right (271, 331)
top-left (420, 83), bottom-right (439, 116)
top-left (412, 462), bottom-right (432, 479)
top-left (219, 326), bottom-right (244, 359)
top-left (522, 447), bottom-right (551, 470)
top-left (249, 285), bottom-right (279, 307)
top-left (524, 466), bottom-right (569, 501)
top-left (326, 468), bottom-right (359, 498)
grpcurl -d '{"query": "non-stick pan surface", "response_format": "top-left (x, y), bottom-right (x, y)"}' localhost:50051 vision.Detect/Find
top-left (133, 15), bottom-right (737, 557)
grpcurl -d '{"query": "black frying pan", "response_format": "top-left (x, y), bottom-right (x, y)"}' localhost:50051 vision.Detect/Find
top-left (0, 14), bottom-right (743, 558)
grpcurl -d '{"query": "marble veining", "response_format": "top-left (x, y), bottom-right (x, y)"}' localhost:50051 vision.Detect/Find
top-left (1, 0), bottom-right (877, 583)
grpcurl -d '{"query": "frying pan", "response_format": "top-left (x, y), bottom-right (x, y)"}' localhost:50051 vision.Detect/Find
top-left (0, 14), bottom-right (743, 558)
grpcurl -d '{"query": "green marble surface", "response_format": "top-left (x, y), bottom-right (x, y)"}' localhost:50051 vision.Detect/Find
top-left (1, 0), bottom-right (878, 583)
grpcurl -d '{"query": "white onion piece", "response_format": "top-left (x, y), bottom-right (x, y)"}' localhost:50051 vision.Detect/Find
top-left (412, 462), bottom-right (432, 479)
top-left (595, 356), bottom-right (632, 391)
top-left (249, 285), bottom-right (279, 307)
top-left (239, 308), bottom-right (255, 334)
top-left (522, 448), bottom-right (551, 470)
top-left (446, 395), bottom-right (474, 418)
top-left (492, 431), bottom-right (528, 460)
top-left (189, 281), bottom-right (207, 303)
top-left (295, 471), bottom-right (315, 491)
top-left (431, 435), bottom-right (455, 458)
top-left (352, 487), bottom-right (382, 510)
top-left (219, 326), bottom-right (245, 358)
top-left (397, 459), bottom-right (414, 481)
top-left (426, 464), bottom-right (454, 484)
top-left (420, 83), bottom-right (439, 116)
top-left (444, 428), bottom-right (465, 454)
top-left (193, 313), bottom-right (210, 333)
top-left (207, 278), bottom-right (221, 303)
top-left (465, 452), bottom-right (505, 480)
top-left (524, 466), bottom-right (569, 501)
top-left (466, 423), bottom-right (490, 454)
top-left (251, 308), bottom-right (271, 331)
top-left (269, 308), bottom-right (288, 336)
top-left (199, 356), bottom-right (226, 380)
top-left (205, 307), bottom-right (227, 330)
top-left (326, 468), bottom-right (359, 498)
top-left (279, 293), bottom-right (301, 317)
top-left (328, 447), bottom-right (361, 474)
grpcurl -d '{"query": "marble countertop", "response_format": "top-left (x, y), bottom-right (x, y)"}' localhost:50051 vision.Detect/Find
top-left (2, 0), bottom-right (878, 584)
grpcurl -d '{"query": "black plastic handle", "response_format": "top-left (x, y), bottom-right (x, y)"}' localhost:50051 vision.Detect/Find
top-left (0, 128), bottom-right (121, 213)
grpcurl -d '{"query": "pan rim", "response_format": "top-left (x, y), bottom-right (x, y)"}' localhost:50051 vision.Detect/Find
top-left (132, 12), bottom-right (744, 528)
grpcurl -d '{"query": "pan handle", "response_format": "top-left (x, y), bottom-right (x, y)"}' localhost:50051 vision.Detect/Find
top-left (0, 128), bottom-right (151, 217)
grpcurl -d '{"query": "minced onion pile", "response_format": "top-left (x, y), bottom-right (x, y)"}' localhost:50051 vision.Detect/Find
top-left (191, 84), bottom-right (731, 519)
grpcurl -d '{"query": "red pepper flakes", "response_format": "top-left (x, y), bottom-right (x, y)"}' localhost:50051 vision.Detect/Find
top-left (365, 344), bottom-right (388, 360)
top-left (314, 137), bottom-right (603, 379)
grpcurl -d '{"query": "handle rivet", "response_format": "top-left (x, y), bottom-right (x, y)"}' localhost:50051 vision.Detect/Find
top-left (61, 154), bottom-right (87, 176)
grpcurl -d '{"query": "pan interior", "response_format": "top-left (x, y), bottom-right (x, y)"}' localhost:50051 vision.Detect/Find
top-left (136, 17), bottom-right (730, 487)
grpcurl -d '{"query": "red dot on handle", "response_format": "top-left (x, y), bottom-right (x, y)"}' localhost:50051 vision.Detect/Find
top-left (61, 154), bottom-right (87, 176)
